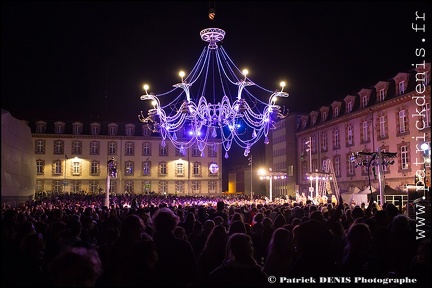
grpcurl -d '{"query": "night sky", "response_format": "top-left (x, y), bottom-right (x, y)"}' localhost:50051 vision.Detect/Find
top-left (1, 1), bottom-right (431, 173)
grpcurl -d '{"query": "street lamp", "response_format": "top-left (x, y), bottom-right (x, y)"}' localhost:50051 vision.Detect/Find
top-left (63, 155), bottom-right (68, 195)
top-left (258, 168), bottom-right (287, 202)
top-left (248, 155), bottom-right (253, 199)
top-left (349, 149), bottom-right (397, 205)
top-left (105, 157), bottom-right (117, 207)
top-left (305, 137), bottom-right (313, 197)
top-left (419, 142), bottom-right (431, 200)
top-left (306, 171), bottom-right (332, 200)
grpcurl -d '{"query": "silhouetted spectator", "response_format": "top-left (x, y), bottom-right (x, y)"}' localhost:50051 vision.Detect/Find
top-left (264, 227), bottom-right (295, 277)
top-left (261, 217), bottom-right (274, 260)
top-left (195, 224), bottom-right (228, 286)
top-left (387, 214), bottom-right (417, 277)
top-left (152, 207), bottom-right (197, 287)
top-left (273, 213), bottom-right (287, 229)
top-left (228, 220), bottom-right (246, 236)
top-left (409, 238), bottom-right (431, 287)
top-left (208, 201), bottom-right (229, 224)
top-left (291, 219), bottom-right (335, 276)
top-left (191, 219), bottom-right (214, 259)
top-left (12, 232), bottom-right (49, 287)
top-left (48, 246), bottom-right (102, 287)
top-left (340, 222), bottom-right (382, 277)
top-left (100, 214), bottom-right (154, 286)
top-left (208, 233), bottom-right (269, 287)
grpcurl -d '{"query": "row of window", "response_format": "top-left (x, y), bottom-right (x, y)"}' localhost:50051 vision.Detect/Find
top-left (301, 106), bottom-right (430, 154)
top-left (35, 140), bottom-right (218, 158)
top-left (36, 180), bottom-right (218, 194)
top-left (304, 72), bottom-right (430, 129)
top-left (37, 159), bottom-right (219, 177)
top-left (301, 144), bottom-right (411, 178)
top-left (36, 121), bottom-right (153, 136)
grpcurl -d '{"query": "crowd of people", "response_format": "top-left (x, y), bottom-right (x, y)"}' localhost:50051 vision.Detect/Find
top-left (1, 193), bottom-right (430, 287)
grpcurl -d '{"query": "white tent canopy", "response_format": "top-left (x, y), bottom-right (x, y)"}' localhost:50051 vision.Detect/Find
top-left (341, 186), bottom-right (368, 205)
top-left (359, 186), bottom-right (377, 194)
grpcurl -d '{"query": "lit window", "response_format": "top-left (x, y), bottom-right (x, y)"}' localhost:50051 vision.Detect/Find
top-left (379, 115), bottom-right (387, 138)
top-left (347, 125), bottom-right (353, 145)
top-left (401, 146), bottom-right (409, 170)
top-left (176, 162), bottom-right (184, 176)
top-left (399, 110), bottom-right (407, 133)
top-left (125, 161), bottom-right (134, 176)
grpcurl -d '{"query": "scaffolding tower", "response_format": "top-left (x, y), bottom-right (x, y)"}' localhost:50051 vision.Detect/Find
top-left (320, 159), bottom-right (340, 200)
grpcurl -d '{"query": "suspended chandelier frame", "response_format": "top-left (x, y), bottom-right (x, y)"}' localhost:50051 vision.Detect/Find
top-left (138, 27), bottom-right (289, 159)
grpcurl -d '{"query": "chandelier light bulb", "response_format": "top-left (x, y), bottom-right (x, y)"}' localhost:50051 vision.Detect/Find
top-left (143, 84), bottom-right (149, 94)
top-left (280, 81), bottom-right (286, 92)
top-left (242, 69), bottom-right (249, 79)
top-left (179, 71), bottom-right (186, 82)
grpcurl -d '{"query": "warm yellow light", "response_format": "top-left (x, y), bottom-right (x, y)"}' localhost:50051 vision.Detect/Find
top-left (258, 168), bottom-right (266, 176)
top-left (179, 71), bottom-right (185, 78)
top-left (143, 84), bottom-right (149, 91)
top-left (242, 69), bottom-right (249, 77)
top-left (280, 81), bottom-right (286, 92)
top-left (151, 100), bottom-right (157, 107)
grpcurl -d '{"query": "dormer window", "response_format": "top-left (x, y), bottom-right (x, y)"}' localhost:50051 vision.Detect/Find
top-left (347, 101), bottom-right (352, 113)
top-left (72, 122), bottom-right (83, 135)
top-left (379, 89), bottom-right (385, 102)
top-left (36, 121), bottom-right (47, 133)
top-left (398, 81), bottom-right (405, 95)
top-left (362, 95), bottom-right (368, 108)
top-left (90, 123), bottom-right (101, 135)
top-left (108, 124), bottom-right (118, 136)
top-left (125, 124), bottom-right (135, 136)
top-left (322, 111), bottom-right (327, 121)
top-left (142, 125), bottom-right (151, 136)
top-left (54, 122), bottom-right (65, 134)
top-left (334, 106), bottom-right (339, 118)
top-left (312, 116), bottom-right (316, 125)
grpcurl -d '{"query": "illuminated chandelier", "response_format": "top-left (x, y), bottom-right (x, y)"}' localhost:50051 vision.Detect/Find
top-left (138, 26), bottom-right (289, 159)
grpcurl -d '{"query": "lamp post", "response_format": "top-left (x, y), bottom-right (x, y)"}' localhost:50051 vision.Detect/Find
top-left (188, 148), bottom-right (190, 195)
top-left (63, 155), bottom-right (68, 195)
top-left (420, 142), bottom-right (431, 201)
top-left (420, 142), bottom-right (430, 183)
top-left (350, 149), bottom-right (396, 205)
top-left (305, 137), bottom-right (313, 197)
top-left (248, 155), bottom-right (253, 199)
top-left (106, 157), bottom-right (117, 207)
top-left (258, 168), bottom-right (287, 202)
top-left (306, 171), bottom-right (333, 201)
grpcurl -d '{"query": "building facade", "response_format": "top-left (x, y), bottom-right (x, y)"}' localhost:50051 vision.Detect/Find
top-left (264, 113), bottom-right (300, 198)
top-left (29, 120), bottom-right (223, 196)
top-left (265, 64), bottom-right (431, 202)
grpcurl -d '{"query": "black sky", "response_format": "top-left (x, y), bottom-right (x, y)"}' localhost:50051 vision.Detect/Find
top-left (1, 1), bottom-right (431, 170)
